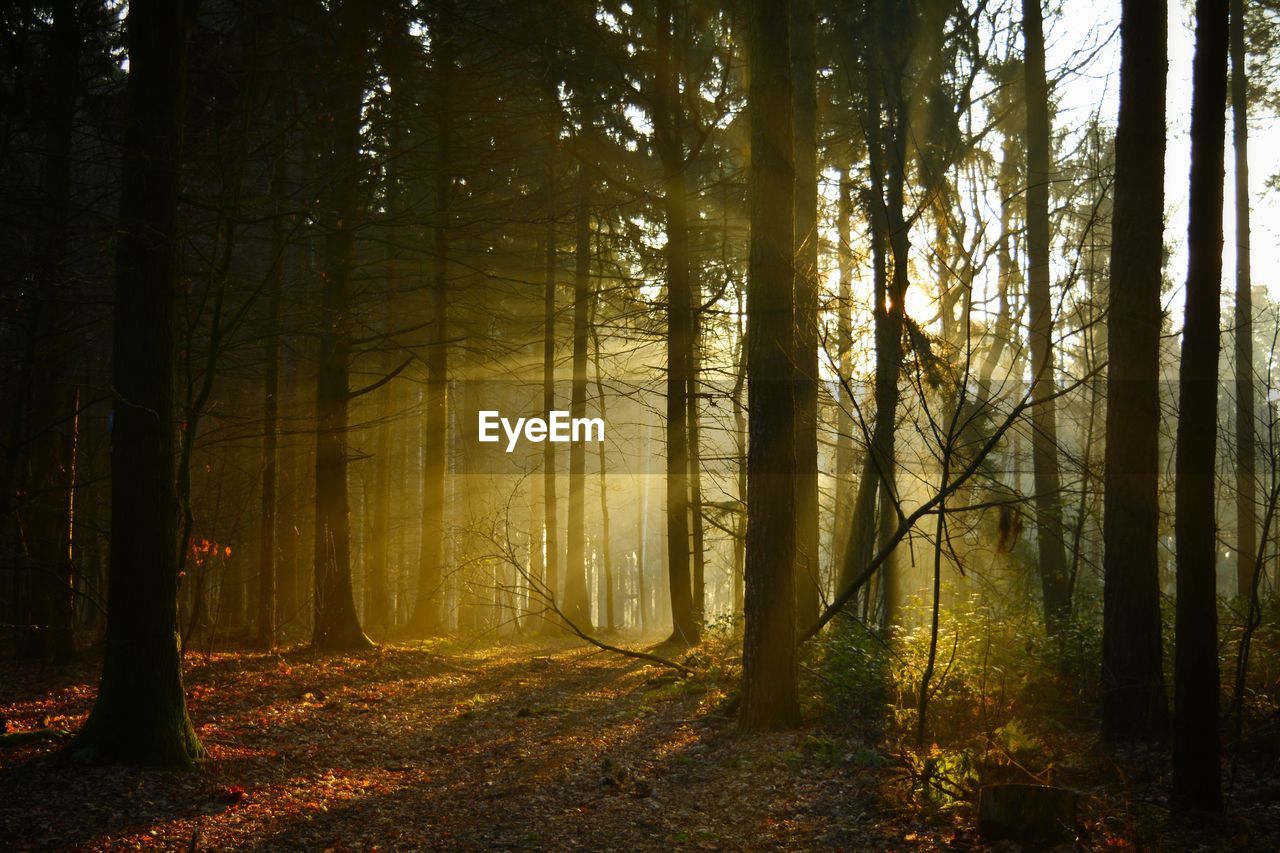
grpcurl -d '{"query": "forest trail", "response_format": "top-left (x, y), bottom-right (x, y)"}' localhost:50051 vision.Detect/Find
top-left (0, 638), bottom-right (923, 851)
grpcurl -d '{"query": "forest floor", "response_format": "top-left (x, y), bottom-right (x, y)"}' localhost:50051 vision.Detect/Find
top-left (0, 634), bottom-right (1277, 851)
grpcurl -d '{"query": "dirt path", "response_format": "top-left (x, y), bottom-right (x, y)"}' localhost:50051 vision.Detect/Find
top-left (0, 638), bottom-right (920, 851)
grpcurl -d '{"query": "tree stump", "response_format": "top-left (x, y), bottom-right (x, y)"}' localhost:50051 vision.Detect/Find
top-left (977, 783), bottom-right (1079, 844)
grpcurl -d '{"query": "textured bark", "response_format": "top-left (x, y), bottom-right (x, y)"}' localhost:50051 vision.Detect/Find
top-left (72, 0), bottom-right (203, 767)
top-left (21, 0), bottom-right (80, 663)
top-left (1231, 0), bottom-right (1256, 598)
top-left (410, 0), bottom-right (454, 636)
top-left (1173, 0), bottom-right (1228, 815)
top-left (740, 0), bottom-right (799, 733)
top-left (312, 0), bottom-right (373, 652)
top-left (1023, 0), bottom-right (1072, 636)
top-left (655, 0), bottom-right (699, 645)
top-left (564, 164), bottom-right (594, 632)
top-left (540, 151), bottom-right (561, 634)
top-left (832, 175), bottom-right (854, 580)
top-left (1100, 0), bottom-right (1169, 743)
top-left (791, 0), bottom-right (821, 628)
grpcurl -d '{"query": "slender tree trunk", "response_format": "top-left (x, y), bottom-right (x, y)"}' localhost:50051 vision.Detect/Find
top-left (656, 0), bottom-right (699, 646)
top-left (312, 0), bottom-right (373, 652)
top-left (1232, 0), bottom-right (1256, 598)
top-left (564, 164), bottom-right (594, 631)
top-left (741, 0), bottom-right (799, 732)
top-left (1100, 0), bottom-right (1169, 743)
top-left (832, 174), bottom-right (854, 579)
top-left (410, 0), bottom-right (454, 636)
top-left (23, 0), bottom-right (80, 663)
top-left (256, 143), bottom-right (287, 650)
top-left (791, 0), bottom-right (821, 629)
top-left (1173, 0), bottom-right (1228, 814)
top-left (592, 295), bottom-right (616, 632)
top-left (1023, 0), bottom-right (1072, 636)
top-left (688, 288), bottom-right (707, 627)
top-left (541, 154), bottom-right (561, 634)
top-left (73, 0), bottom-right (203, 767)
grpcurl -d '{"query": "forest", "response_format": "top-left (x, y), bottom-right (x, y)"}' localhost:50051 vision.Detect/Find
top-left (2, 0), bottom-right (1280, 848)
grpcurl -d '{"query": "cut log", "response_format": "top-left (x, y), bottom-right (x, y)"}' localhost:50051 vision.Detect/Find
top-left (977, 783), bottom-right (1079, 844)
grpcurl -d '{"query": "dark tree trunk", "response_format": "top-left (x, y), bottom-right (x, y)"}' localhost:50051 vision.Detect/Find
top-left (1023, 0), bottom-right (1072, 636)
top-left (564, 164), bottom-right (594, 631)
top-left (791, 0), bottom-right (821, 630)
top-left (72, 0), bottom-right (203, 767)
top-left (1231, 0), bottom-right (1256, 599)
top-left (540, 150), bottom-right (561, 634)
top-left (22, 0), bottom-right (80, 663)
top-left (591, 295), bottom-right (616, 632)
top-left (1173, 0), bottom-right (1229, 815)
top-left (740, 0), bottom-right (798, 732)
top-left (312, 0), bottom-right (373, 652)
top-left (256, 142), bottom-right (286, 651)
top-left (832, 174), bottom-right (854, 579)
top-left (688, 288), bottom-right (706, 628)
top-left (656, 0), bottom-right (699, 646)
top-left (1100, 0), bottom-right (1169, 744)
top-left (410, 0), bottom-right (454, 636)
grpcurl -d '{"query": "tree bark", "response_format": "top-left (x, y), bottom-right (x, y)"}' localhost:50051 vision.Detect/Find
top-left (655, 0), bottom-right (699, 646)
top-left (312, 0), bottom-right (374, 652)
top-left (741, 0), bottom-right (799, 732)
top-left (564, 163), bottom-right (594, 631)
top-left (409, 0), bottom-right (454, 637)
top-left (72, 0), bottom-right (203, 767)
top-left (1023, 0), bottom-right (1072, 637)
top-left (1231, 0), bottom-right (1256, 599)
top-left (1100, 0), bottom-right (1170, 743)
top-left (1173, 0), bottom-right (1228, 814)
top-left (791, 0), bottom-right (821, 629)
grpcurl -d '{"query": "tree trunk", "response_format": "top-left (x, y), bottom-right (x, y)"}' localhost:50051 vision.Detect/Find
top-left (1231, 0), bottom-right (1256, 598)
top-left (1023, 0), bottom-right (1072, 636)
top-left (410, 0), bottom-right (454, 637)
top-left (312, 0), bottom-right (373, 652)
top-left (1173, 0), bottom-right (1228, 814)
top-left (656, 0), bottom-right (699, 646)
top-left (1100, 0), bottom-right (1169, 743)
top-left (741, 0), bottom-right (799, 732)
top-left (832, 174), bottom-right (854, 581)
top-left (540, 151), bottom-right (561, 634)
top-left (564, 164), bottom-right (594, 632)
top-left (72, 0), bottom-right (203, 767)
top-left (22, 0), bottom-right (80, 663)
top-left (791, 0), bottom-right (821, 629)
top-left (592, 294), bottom-right (616, 632)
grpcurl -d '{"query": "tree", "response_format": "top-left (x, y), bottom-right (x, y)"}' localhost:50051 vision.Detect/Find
top-left (410, 0), bottom-right (455, 636)
top-left (1173, 0), bottom-right (1229, 814)
top-left (564, 161), bottom-right (595, 631)
top-left (71, 0), bottom-right (203, 767)
top-left (1232, 0), bottom-right (1257, 599)
top-left (791, 0), bottom-right (821, 628)
top-left (740, 0), bottom-right (799, 732)
top-left (1100, 0), bottom-right (1170, 743)
top-left (1023, 0), bottom-right (1072, 637)
top-left (312, 0), bottom-right (374, 651)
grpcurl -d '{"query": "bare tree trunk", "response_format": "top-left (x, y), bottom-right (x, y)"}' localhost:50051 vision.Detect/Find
top-left (1173, 0), bottom-right (1228, 815)
top-left (312, 0), bottom-right (373, 652)
top-left (741, 0), bottom-right (798, 732)
top-left (564, 164), bottom-right (594, 631)
top-left (592, 293), bottom-right (616, 632)
top-left (410, 0), bottom-right (454, 636)
top-left (655, 0), bottom-right (699, 646)
top-left (1023, 0), bottom-right (1072, 636)
top-left (1232, 0), bottom-right (1256, 598)
top-left (1101, 0), bottom-right (1169, 743)
top-left (73, 0), bottom-right (203, 767)
top-left (791, 0), bottom-right (821, 629)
